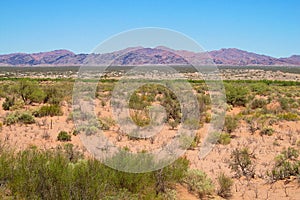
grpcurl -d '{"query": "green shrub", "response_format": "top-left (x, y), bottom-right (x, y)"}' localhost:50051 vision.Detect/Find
top-left (179, 134), bottom-right (198, 150)
top-left (278, 112), bottom-right (299, 121)
top-left (4, 113), bottom-right (19, 125)
top-left (18, 112), bottom-right (35, 124)
top-left (2, 97), bottom-right (15, 110)
top-left (268, 147), bottom-right (300, 181)
top-left (15, 79), bottom-right (45, 104)
top-left (218, 133), bottom-right (231, 145)
top-left (250, 82), bottom-right (269, 95)
top-left (99, 119), bottom-right (110, 130)
top-left (279, 97), bottom-right (290, 111)
top-left (169, 119), bottom-right (180, 130)
top-left (207, 132), bottom-right (221, 144)
top-left (158, 188), bottom-right (177, 200)
top-left (229, 148), bottom-right (255, 178)
top-left (251, 98), bottom-right (267, 109)
top-left (184, 169), bottom-right (214, 198)
top-left (10, 99), bottom-right (25, 110)
top-left (43, 85), bottom-right (65, 105)
top-left (260, 127), bottom-right (274, 136)
top-left (204, 112), bottom-right (211, 123)
top-left (0, 143), bottom-right (191, 200)
top-left (225, 84), bottom-right (249, 106)
top-left (223, 115), bottom-right (238, 133)
top-left (72, 129), bottom-right (80, 136)
top-left (217, 172), bottom-right (233, 198)
top-left (57, 131), bottom-right (71, 141)
top-left (63, 143), bottom-right (83, 163)
top-left (34, 104), bottom-right (63, 117)
top-left (4, 112), bottom-right (35, 125)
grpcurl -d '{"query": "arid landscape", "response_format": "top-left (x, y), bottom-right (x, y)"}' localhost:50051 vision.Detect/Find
top-left (1, 1), bottom-right (300, 199)
top-left (0, 68), bottom-right (299, 199)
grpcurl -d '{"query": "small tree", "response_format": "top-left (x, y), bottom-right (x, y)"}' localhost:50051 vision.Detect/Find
top-left (15, 79), bottom-right (45, 104)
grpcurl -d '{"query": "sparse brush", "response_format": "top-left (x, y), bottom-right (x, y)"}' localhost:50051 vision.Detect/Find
top-left (217, 172), bottom-right (233, 198)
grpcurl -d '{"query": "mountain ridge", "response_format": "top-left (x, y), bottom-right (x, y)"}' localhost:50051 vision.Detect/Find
top-left (0, 47), bottom-right (299, 66)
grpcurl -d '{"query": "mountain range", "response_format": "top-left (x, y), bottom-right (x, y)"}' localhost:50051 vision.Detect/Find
top-left (0, 47), bottom-right (300, 66)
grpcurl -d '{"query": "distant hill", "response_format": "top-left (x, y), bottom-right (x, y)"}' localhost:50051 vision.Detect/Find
top-left (0, 47), bottom-right (299, 66)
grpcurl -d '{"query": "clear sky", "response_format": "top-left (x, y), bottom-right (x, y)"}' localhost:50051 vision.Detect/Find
top-left (1, 0), bottom-right (300, 57)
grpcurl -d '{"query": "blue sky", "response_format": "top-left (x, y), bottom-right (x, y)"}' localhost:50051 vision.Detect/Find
top-left (1, 0), bottom-right (299, 57)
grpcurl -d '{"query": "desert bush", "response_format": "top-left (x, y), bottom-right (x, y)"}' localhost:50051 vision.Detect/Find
top-left (278, 112), bottom-right (299, 121)
top-left (77, 124), bottom-right (99, 135)
top-left (0, 136), bottom-right (192, 199)
top-left (197, 94), bottom-right (211, 112)
top-left (179, 134), bottom-right (198, 150)
top-left (9, 99), bottom-right (25, 110)
top-left (182, 118), bottom-right (200, 130)
top-left (184, 169), bottom-right (214, 198)
top-left (0, 149), bottom-right (14, 185)
top-left (154, 157), bottom-right (189, 194)
top-left (62, 143), bottom-right (83, 163)
top-left (204, 112), bottom-right (211, 123)
top-left (99, 119), bottom-right (110, 130)
top-left (3, 113), bottom-right (19, 125)
top-left (34, 104), bottom-right (63, 117)
top-left (158, 188), bottom-right (177, 200)
top-left (217, 172), bottom-right (233, 198)
top-left (250, 82), bottom-right (269, 95)
top-left (251, 98), bottom-right (267, 109)
top-left (207, 132), bottom-right (221, 144)
top-left (4, 112), bottom-right (35, 125)
top-left (223, 115), bottom-right (238, 133)
top-left (260, 127), bottom-right (274, 136)
top-left (72, 129), bottom-right (80, 136)
top-left (2, 97), bottom-right (15, 110)
top-left (43, 85), bottom-right (65, 105)
top-left (169, 119), bottom-right (180, 130)
top-left (57, 131), bottom-right (71, 141)
top-left (229, 148), bottom-right (255, 178)
top-left (18, 112), bottom-right (35, 124)
top-left (15, 79), bottom-right (45, 104)
top-left (130, 110), bottom-right (151, 127)
top-left (218, 133), bottom-right (231, 145)
top-left (103, 189), bottom-right (139, 200)
top-left (101, 116), bottom-right (116, 127)
top-left (225, 83), bottom-right (249, 106)
top-left (268, 147), bottom-right (300, 181)
top-left (279, 97), bottom-right (290, 111)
